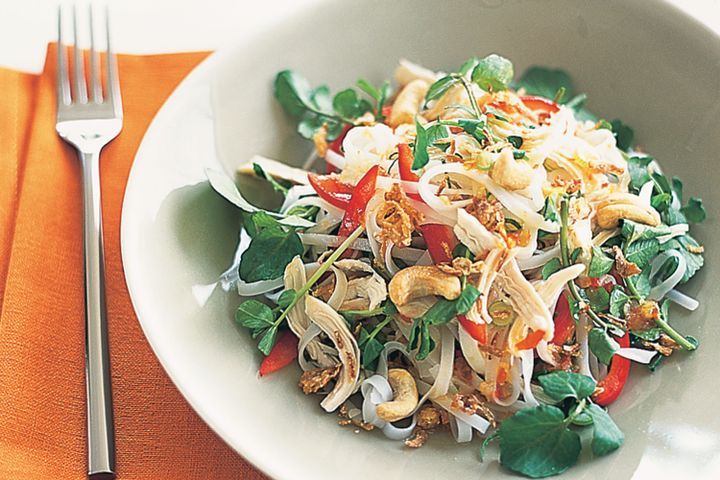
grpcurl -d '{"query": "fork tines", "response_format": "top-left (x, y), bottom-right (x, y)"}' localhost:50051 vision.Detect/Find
top-left (56, 5), bottom-right (121, 117)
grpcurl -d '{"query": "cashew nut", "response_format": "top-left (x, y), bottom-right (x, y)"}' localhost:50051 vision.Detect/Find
top-left (595, 192), bottom-right (660, 229)
top-left (376, 368), bottom-right (419, 422)
top-left (389, 79), bottom-right (430, 128)
top-left (489, 148), bottom-right (534, 191)
top-left (388, 266), bottom-right (462, 307)
top-left (393, 59), bottom-right (438, 86)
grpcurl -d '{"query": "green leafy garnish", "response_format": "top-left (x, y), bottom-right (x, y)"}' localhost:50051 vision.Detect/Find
top-left (471, 54), bottom-right (514, 92)
top-left (515, 66), bottom-right (573, 102)
top-left (609, 286), bottom-right (630, 317)
top-left (610, 119), bottom-right (634, 151)
top-left (588, 246), bottom-right (614, 278)
top-left (356, 79), bottom-right (390, 121)
top-left (585, 404), bottom-right (624, 456)
top-left (537, 371), bottom-right (596, 402)
top-left (332, 88), bottom-right (373, 119)
top-left (681, 197), bottom-right (706, 223)
top-left (541, 257), bottom-right (562, 280)
top-left (624, 239), bottom-right (660, 270)
top-left (253, 162), bottom-right (289, 195)
top-left (588, 328), bottom-right (620, 365)
top-left (626, 155), bottom-right (653, 192)
top-left (239, 216), bottom-right (304, 282)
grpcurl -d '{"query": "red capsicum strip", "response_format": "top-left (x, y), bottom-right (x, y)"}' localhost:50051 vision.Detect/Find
top-left (458, 314), bottom-right (487, 345)
top-left (338, 165), bottom-right (380, 236)
top-left (520, 95), bottom-right (560, 113)
top-left (259, 330), bottom-right (298, 376)
top-left (593, 332), bottom-right (631, 406)
top-left (419, 223), bottom-right (458, 264)
top-left (396, 143), bottom-right (424, 201)
top-left (326, 125), bottom-right (352, 173)
top-left (516, 329), bottom-right (546, 350)
top-left (307, 173), bottom-right (353, 209)
top-left (551, 293), bottom-right (574, 345)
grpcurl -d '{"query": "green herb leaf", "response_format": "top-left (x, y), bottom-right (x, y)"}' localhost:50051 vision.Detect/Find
top-left (627, 155), bottom-right (653, 192)
top-left (274, 70), bottom-right (316, 117)
top-left (585, 404), bottom-right (624, 456)
top-left (277, 289), bottom-right (297, 309)
top-left (361, 336), bottom-right (385, 370)
top-left (589, 328), bottom-right (620, 365)
top-left (543, 196), bottom-right (559, 222)
top-left (541, 257), bottom-right (562, 280)
top-left (471, 54), bottom-right (514, 92)
top-left (422, 298), bottom-right (458, 326)
top-left (356, 79), bottom-right (390, 120)
top-left (588, 246), bottom-right (614, 278)
top-left (454, 285), bottom-right (481, 314)
top-left (659, 234), bottom-right (704, 283)
top-left (570, 247), bottom-right (582, 264)
top-left (585, 287), bottom-right (610, 313)
top-left (253, 162), bottom-right (289, 195)
top-left (412, 118), bottom-right (430, 169)
top-left (681, 197), bottom-right (706, 223)
top-left (609, 286), bottom-right (630, 317)
top-left (498, 405), bottom-right (581, 478)
top-left (624, 238), bottom-right (660, 270)
top-left (650, 193), bottom-right (672, 212)
top-left (257, 326), bottom-right (278, 355)
top-left (425, 75), bottom-right (457, 105)
top-left (456, 117), bottom-right (487, 143)
top-left (458, 57), bottom-right (480, 75)
top-left (332, 88), bottom-right (373, 119)
top-left (621, 220), bottom-right (671, 246)
top-left (515, 66), bottom-right (573, 101)
top-left (239, 227), bottom-right (303, 282)
top-left (610, 119), bottom-right (634, 151)
top-left (538, 371), bottom-right (596, 402)
top-left (507, 135), bottom-right (524, 149)
top-left (235, 300), bottom-right (275, 330)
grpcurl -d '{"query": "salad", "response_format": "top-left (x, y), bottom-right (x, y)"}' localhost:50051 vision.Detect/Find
top-left (207, 54), bottom-right (706, 478)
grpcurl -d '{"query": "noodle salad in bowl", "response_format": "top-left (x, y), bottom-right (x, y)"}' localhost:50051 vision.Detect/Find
top-left (207, 54), bottom-right (706, 478)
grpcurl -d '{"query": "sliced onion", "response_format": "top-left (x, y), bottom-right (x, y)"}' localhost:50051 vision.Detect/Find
top-left (648, 250), bottom-right (686, 300)
top-left (384, 242), bottom-right (401, 275)
top-left (616, 347), bottom-right (658, 364)
top-left (297, 323), bottom-right (323, 371)
top-left (519, 349), bottom-right (539, 406)
top-left (327, 267), bottom-right (348, 310)
top-left (666, 289), bottom-right (699, 311)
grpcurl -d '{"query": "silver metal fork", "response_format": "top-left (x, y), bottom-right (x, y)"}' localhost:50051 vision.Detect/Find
top-left (56, 6), bottom-right (121, 479)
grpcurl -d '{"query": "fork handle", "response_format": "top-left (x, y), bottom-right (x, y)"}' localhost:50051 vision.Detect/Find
top-left (80, 149), bottom-right (116, 479)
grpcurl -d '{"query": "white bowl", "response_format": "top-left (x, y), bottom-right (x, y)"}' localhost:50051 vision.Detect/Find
top-left (121, 1), bottom-right (720, 478)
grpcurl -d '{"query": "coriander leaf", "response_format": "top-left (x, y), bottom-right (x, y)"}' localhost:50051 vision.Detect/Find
top-left (610, 119), bottom-right (634, 151)
top-left (412, 118), bottom-right (430, 169)
top-left (425, 75), bottom-right (457, 105)
top-left (235, 300), bottom-right (275, 330)
top-left (332, 88), bottom-right (372, 119)
top-left (609, 286), bottom-right (630, 317)
top-left (585, 404), bottom-right (624, 456)
top-left (257, 326), bottom-right (278, 355)
top-left (541, 257), bottom-right (562, 280)
top-left (681, 197), bottom-right (706, 223)
top-left (498, 405), bottom-right (581, 478)
top-left (626, 156), bottom-right (653, 192)
top-left (455, 285), bottom-right (481, 314)
top-left (621, 220), bottom-right (671, 245)
top-left (471, 54), bottom-right (514, 92)
top-left (588, 245), bottom-right (614, 278)
top-left (624, 238), bottom-right (660, 270)
top-left (239, 228), bottom-right (303, 282)
top-left (538, 371), bottom-right (596, 402)
top-left (253, 162), bottom-right (289, 195)
top-left (585, 287), bottom-right (610, 313)
top-left (361, 337), bottom-right (385, 369)
top-left (277, 289), bottom-right (297, 309)
top-left (515, 66), bottom-right (573, 101)
top-left (589, 328), bottom-right (620, 365)
top-left (507, 135), bottom-right (524, 149)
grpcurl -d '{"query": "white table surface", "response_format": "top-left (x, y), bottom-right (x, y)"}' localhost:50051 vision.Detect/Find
top-left (0, 0), bottom-right (718, 73)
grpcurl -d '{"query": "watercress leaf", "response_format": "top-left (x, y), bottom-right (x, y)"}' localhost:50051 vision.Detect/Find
top-left (332, 88), bottom-right (372, 119)
top-left (586, 287), bottom-right (610, 313)
top-left (457, 118), bottom-right (487, 143)
top-left (621, 220), bottom-right (671, 245)
top-left (471, 54), bottom-right (514, 92)
top-left (585, 404), bottom-right (624, 456)
top-left (297, 113), bottom-right (327, 139)
top-left (541, 257), bottom-right (562, 280)
top-left (626, 155), bottom-right (653, 192)
top-left (458, 57), bottom-right (480, 75)
top-left (588, 245), bottom-right (614, 278)
top-left (507, 135), bottom-right (523, 149)
top-left (273, 70), bottom-right (314, 117)
top-left (362, 338), bottom-right (385, 369)
top-left (425, 75), bottom-right (457, 105)
top-left (239, 228), bottom-right (303, 282)
top-left (412, 118), bottom-right (430, 169)
top-left (609, 286), bottom-right (630, 317)
top-left (671, 176), bottom-right (683, 203)
top-left (498, 405), bottom-right (582, 478)
top-left (650, 193), bottom-right (671, 212)
top-left (610, 119), bottom-right (634, 151)
top-left (356, 79), bottom-right (380, 102)
top-left (572, 409), bottom-right (594, 427)
top-left (624, 238), bottom-right (660, 270)
top-left (515, 66), bottom-right (574, 101)
top-left (681, 197), bottom-right (706, 223)
top-left (277, 289), bottom-right (297, 309)
top-left (628, 267), bottom-right (652, 299)
top-left (538, 371), bottom-right (596, 401)
top-left (651, 172), bottom-right (671, 195)
top-left (455, 285), bottom-right (481, 315)
top-left (589, 328), bottom-right (620, 365)
top-left (631, 328), bottom-right (662, 341)
top-left (253, 162), bottom-right (289, 195)
top-left (257, 326), bottom-right (278, 355)
top-left (660, 235), bottom-right (704, 283)
top-left (235, 300), bottom-right (275, 330)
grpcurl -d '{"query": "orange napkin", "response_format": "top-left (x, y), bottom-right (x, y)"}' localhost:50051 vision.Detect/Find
top-left (0, 45), bottom-right (266, 480)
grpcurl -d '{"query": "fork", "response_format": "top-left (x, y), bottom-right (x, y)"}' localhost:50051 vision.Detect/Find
top-left (56, 6), bottom-right (121, 479)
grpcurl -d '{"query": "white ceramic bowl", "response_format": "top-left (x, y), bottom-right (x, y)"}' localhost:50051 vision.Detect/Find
top-left (121, 1), bottom-right (720, 478)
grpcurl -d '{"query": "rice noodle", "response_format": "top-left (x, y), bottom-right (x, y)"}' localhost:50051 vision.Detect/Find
top-left (428, 326), bottom-right (455, 399)
top-left (666, 289), bottom-right (699, 311)
top-left (519, 349), bottom-right (539, 406)
top-left (325, 149), bottom-right (346, 170)
top-left (384, 243), bottom-right (401, 275)
top-left (458, 325), bottom-right (486, 374)
top-left (298, 233), bottom-right (425, 263)
top-left (576, 315), bottom-right (595, 380)
top-left (648, 250), bottom-right (687, 300)
top-left (639, 181), bottom-right (654, 207)
top-left (617, 348), bottom-right (658, 364)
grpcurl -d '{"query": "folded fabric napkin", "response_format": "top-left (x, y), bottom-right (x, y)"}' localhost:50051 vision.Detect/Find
top-left (0, 44), bottom-right (265, 480)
